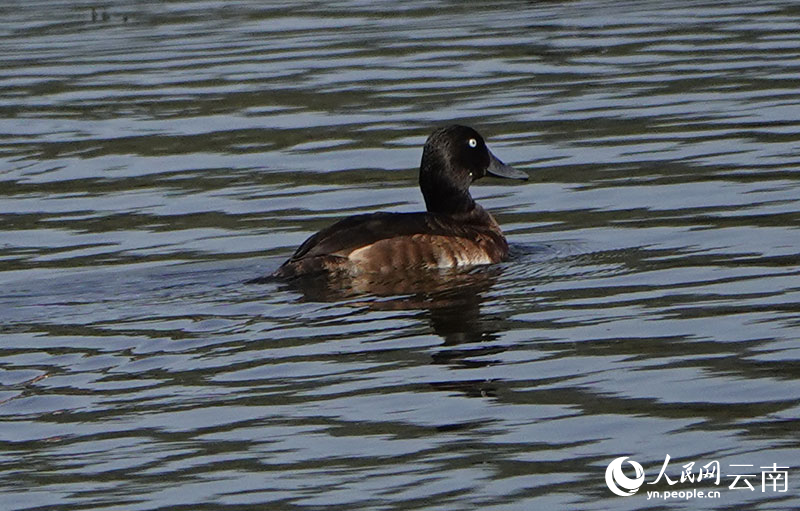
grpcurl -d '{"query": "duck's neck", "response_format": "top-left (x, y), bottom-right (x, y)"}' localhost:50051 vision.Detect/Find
top-left (420, 171), bottom-right (501, 231)
top-left (419, 159), bottom-right (475, 216)
top-left (422, 183), bottom-right (475, 215)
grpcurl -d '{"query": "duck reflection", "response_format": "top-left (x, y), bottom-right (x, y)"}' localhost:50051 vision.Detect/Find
top-left (265, 264), bottom-right (511, 395)
top-left (252, 264), bottom-right (524, 398)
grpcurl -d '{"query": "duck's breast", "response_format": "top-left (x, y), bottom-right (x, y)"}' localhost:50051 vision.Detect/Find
top-left (347, 233), bottom-right (503, 273)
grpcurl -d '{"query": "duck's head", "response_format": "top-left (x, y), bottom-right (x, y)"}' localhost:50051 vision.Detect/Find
top-left (419, 125), bottom-right (527, 215)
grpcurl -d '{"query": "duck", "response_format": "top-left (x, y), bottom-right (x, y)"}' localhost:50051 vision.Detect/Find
top-left (273, 125), bottom-right (528, 278)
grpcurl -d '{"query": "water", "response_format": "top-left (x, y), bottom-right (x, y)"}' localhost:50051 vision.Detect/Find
top-left (2, 0), bottom-right (799, 509)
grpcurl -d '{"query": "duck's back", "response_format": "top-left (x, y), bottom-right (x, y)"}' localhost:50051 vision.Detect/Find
top-left (273, 208), bottom-right (508, 278)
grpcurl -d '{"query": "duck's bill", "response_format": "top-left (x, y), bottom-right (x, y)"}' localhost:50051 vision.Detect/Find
top-left (487, 150), bottom-right (528, 180)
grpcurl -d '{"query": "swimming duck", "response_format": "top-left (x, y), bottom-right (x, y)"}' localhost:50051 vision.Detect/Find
top-left (273, 125), bottom-right (527, 278)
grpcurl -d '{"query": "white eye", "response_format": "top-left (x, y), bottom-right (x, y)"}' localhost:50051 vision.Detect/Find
top-left (468, 138), bottom-right (477, 148)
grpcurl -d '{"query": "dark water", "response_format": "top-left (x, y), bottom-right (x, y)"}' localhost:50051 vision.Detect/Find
top-left (2, 1), bottom-right (800, 509)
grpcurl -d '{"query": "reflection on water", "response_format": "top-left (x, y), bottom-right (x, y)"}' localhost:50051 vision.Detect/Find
top-left (269, 264), bottom-right (499, 302)
top-left (2, 0), bottom-right (800, 510)
top-left (275, 269), bottom-right (503, 361)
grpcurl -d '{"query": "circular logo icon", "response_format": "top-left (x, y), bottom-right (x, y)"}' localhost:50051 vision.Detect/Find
top-left (605, 456), bottom-right (645, 497)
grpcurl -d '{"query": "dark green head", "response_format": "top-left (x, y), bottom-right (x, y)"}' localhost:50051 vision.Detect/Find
top-left (419, 125), bottom-right (527, 214)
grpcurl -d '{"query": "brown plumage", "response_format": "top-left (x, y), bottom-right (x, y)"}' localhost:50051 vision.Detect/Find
top-left (273, 125), bottom-right (527, 278)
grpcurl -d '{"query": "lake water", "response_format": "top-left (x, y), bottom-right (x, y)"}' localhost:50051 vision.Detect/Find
top-left (2, 0), bottom-right (799, 509)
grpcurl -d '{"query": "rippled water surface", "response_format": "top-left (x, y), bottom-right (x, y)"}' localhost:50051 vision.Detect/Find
top-left (2, 1), bottom-right (800, 509)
